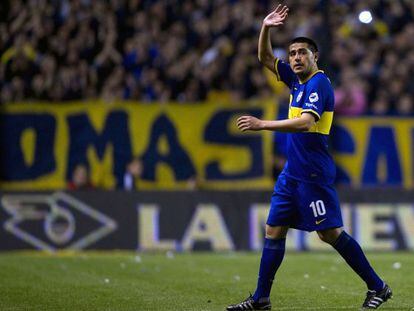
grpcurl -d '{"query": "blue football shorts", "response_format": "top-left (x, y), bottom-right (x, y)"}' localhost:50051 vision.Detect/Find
top-left (267, 172), bottom-right (343, 232)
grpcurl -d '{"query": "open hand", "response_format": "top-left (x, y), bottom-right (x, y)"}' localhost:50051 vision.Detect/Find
top-left (263, 4), bottom-right (289, 27)
top-left (237, 116), bottom-right (264, 131)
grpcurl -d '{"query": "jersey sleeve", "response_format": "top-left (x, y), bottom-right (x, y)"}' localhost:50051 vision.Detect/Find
top-left (274, 59), bottom-right (296, 88)
top-left (301, 77), bottom-right (327, 121)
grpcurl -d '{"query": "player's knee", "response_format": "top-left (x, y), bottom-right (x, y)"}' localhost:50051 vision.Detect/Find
top-left (317, 231), bottom-right (332, 244)
top-left (265, 225), bottom-right (288, 239)
top-left (317, 228), bottom-right (343, 245)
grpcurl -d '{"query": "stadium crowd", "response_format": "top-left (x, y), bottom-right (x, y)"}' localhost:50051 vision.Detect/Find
top-left (1, 0), bottom-right (413, 115)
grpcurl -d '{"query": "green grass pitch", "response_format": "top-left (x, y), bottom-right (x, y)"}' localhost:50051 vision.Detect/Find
top-left (0, 251), bottom-right (413, 310)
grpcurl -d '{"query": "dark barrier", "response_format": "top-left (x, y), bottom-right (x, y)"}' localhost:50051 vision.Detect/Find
top-left (1, 190), bottom-right (413, 251)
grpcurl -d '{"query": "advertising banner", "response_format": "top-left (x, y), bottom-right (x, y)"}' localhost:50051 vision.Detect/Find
top-left (1, 102), bottom-right (413, 190)
top-left (332, 118), bottom-right (414, 188)
top-left (1, 191), bottom-right (413, 251)
top-left (0, 101), bottom-right (276, 190)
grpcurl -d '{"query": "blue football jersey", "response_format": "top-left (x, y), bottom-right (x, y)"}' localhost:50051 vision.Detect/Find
top-left (274, 59), bottom-right (336, 184)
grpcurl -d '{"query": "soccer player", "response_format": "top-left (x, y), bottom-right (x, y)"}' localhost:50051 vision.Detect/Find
top-left (226, 5), bottom-right (392, 311)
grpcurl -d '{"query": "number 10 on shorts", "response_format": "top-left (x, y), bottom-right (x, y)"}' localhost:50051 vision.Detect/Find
top-left (310, 200), bottom-right (326, 217)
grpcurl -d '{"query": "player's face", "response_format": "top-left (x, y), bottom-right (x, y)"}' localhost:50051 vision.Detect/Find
top-left (288, 43), bottom-right (317, 77)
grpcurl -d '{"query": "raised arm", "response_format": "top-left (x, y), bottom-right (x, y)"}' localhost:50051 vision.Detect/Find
top-left (258, 4), bottom-right (289, 74)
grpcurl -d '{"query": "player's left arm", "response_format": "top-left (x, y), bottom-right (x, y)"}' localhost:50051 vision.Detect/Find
top-left (237, 113), bottom-right (315, 133)
top-left (238, 76), bottom-right (329, 133)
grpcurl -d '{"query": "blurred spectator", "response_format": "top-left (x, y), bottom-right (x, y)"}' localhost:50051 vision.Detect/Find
top-left (123, 157), bottom-right (200, 190)
top-left (334, 69), bottom-right (367, 115)
top-left (370, 92), bottom-right (391, 116)
top-left (67, 164), bottom-right (94, 190)
top-left (186, 175), bottom-right (201, 190)
top-left (395, 93), bottom-right (414, 116)
top-left (0, 0), bottom-right (413, 116)
top-left (123, 157), bottom-right (143, 190)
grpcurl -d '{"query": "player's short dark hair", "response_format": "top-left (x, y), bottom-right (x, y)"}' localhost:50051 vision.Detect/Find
top-left (289, 37), bottom-right (318, 53)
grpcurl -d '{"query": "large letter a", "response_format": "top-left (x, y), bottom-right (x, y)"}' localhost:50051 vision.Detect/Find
top-left (142, 114), bottom-right (195, 181)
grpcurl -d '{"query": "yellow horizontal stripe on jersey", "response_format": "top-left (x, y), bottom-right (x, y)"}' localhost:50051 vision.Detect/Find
top-left (301, 108), bottom-right (321, 120)
top-left (288, 107), bottom-right (333, 134)
top-left (289, 106), bottom-right (301, 119)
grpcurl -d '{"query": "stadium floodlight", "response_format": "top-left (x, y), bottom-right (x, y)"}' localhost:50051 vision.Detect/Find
top-left (358, 10), bottom-right (373, 24)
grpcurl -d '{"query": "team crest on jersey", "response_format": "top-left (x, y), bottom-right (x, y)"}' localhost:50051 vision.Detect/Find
top-left (296, 91), bottom-right (303, 102)
top-left (309, 92), bottom-right (319, 103)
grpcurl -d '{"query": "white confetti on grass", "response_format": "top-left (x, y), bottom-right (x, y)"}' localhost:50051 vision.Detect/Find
top-left (303, 274), bottom-right (309, 279)
top-left (104, 278), bottom-right (110, 284)
top-left (320, 285), bottom-right (326, 290)
top-left (234, 275), bottom-right (240, 281)
top-left (120, 262), bottom-right (126, 269)
top-left (166, 251), bottom-right (174, 259)
top-left (392, 262), bottom-right (401, 269)
top-left (134, 255), bottom-right (142, 263)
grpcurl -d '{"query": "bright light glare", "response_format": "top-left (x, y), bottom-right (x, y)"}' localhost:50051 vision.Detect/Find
top-left (359, 10), bottom-right (373, 24)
